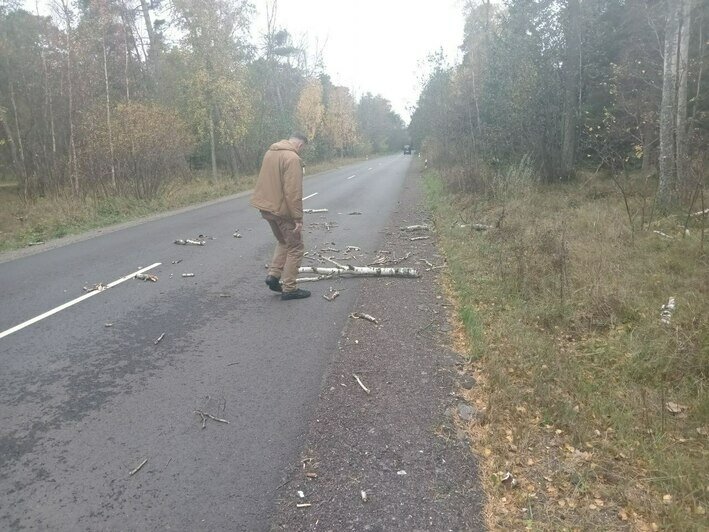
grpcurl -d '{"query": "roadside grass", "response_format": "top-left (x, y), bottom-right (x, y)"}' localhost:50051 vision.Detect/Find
top-left (0, 156), bottom-right (364, 253)
top-left (425, 170), bottom-right (708, 531)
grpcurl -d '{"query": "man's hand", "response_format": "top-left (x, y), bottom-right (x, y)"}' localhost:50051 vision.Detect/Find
top-left (294, 221), bottom-right (303, 233)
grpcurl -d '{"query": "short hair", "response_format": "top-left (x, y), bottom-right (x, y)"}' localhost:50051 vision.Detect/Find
top-left (290, 133), bottom-right (309, 144)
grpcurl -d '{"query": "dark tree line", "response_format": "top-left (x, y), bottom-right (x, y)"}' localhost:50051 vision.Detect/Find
top-left (0, 0), bottom-right (407, 200)
top-left (410, 0), bottom-right (708, 210)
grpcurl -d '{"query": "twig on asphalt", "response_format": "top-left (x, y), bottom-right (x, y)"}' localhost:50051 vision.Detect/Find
top-left (128, 458), bottom-right (148, 476)
top-left (349, 312), bottom-right (379, 325)
top-left (194, 409), bottom-right (229, 429)
top-left (353, 373), bottom-right (371, 395)
top-left (154, 332), bottom-right (165, 345)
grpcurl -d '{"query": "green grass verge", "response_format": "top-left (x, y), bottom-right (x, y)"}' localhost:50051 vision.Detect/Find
top-left (424, 170), bottom-right (708, 530)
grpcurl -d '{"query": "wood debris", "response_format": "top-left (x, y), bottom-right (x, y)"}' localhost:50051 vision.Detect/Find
top-left (471, 223), bottom-right (493, 231)
top-left (181, 273), bottom-right (195, 278)
top-left (361, 490), bottom-right (368, 502)
top-left (691, 208), bottom-right (709, 216)
top-left (128, 458), bottom-right (148, 476)
top-left (83, 283), bottom-right (107, 293)
top-left (303, 208), bottom-right (328, 213)
top-left (194, 410), bottom-right (230, 429)
top-left (400, 224), bottom-right (431, 232)
top-left (135, 273), bottom-right (158, 282)
top-left (660, 297), bottom-right (676, 325)
top-left (296, 503), bottom-right (311, 508)
top-left (298, 265), bottom-right (419, 279)
top-left (345, 245), bottom-right (361, 252)
top-left (653, 230), bottom-right (673, 239)
top-left (28, 241), bottom-right (45, 246)
top-left (348, 211), bottom-right (362, 215)
top-left (349, 312), bottom-right (379, 324)
top-left (171, 259), bottom-right (183, 264)
top-left (154, 332), bottom-right (165, 345)
top-left (233, 232), bottom-right (242, 238)
top-left (323, 289), bottom-right (340, 301)
top-left (353, 373), bottom-right (371, 395)
top-left (369, 251), bottom-right (411, 266)
top-left (174, 239), bottom-right (205, 246)
top-left (410, 236), bottom-right (430, 241)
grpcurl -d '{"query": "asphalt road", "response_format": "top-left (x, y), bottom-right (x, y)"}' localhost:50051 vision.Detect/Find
top-left (0, 154), bottom-right (413, 531)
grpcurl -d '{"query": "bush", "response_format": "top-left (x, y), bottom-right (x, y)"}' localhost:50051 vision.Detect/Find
top-left (78, 102), bottom-right (194, 199)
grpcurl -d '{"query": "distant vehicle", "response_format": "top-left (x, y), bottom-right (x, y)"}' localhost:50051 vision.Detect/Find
top-left (403, 145), bottom-right (412, 154)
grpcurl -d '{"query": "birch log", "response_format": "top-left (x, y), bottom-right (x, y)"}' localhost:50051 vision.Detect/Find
top-left (298, 266), bottom-right (419, 278)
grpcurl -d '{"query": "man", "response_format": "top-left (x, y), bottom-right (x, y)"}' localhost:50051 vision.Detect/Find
top-left (250, 134), bottom-right (310, 300)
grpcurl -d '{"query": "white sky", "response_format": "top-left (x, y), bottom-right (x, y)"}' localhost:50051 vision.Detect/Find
top-left (23, 0), bottom-right (467, 122)
top-left (251, 0), bottom-right (467, 122)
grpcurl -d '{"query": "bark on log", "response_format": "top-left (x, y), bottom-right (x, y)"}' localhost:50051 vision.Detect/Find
top-left (298, 266), bottom-right (419, 278)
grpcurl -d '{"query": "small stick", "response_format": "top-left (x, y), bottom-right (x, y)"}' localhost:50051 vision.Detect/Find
top-left (400, 224), bottom-right (430, 232)
top-left (135, 273), bottom-right (158, 282)
top-left (345, 245), bottom-right (361, 252)
top-left (174, 239), bottom-right (205, 246)
top-left (323, 256), bottom-right (352, 270)
top-left (353, 374), bottom-right (371, 395)
top-left (410, 236), bottom-right (429, 241)
top-left (323, 290), bottom-right (340, 301)
top-left (296, 503), bottom-right (312, 508)
top-left (349, 312), bottom-right (379, 324)
top-left (181, 273), bottom-right (195, 277)
top-left (304, 208), bottom-right (328, 213)
top-left (154, 332), bottom-right (165, 345)
top-left (129, 458), bottom-right (148, 476)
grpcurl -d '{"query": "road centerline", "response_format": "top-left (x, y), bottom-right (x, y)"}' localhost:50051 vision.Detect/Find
top-left (0, 262), bottom-right (162, 341)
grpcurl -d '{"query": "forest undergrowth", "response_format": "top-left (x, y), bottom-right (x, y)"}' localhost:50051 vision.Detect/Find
top-left (426, 166), bottom-right (708, 531)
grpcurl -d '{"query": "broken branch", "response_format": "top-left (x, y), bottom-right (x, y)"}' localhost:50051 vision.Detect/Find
top-left (349, 312), bottom-right (379, 325)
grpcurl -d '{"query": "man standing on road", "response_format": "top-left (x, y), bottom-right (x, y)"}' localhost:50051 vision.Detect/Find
top-left (250, 134), bottom-right (311, 300)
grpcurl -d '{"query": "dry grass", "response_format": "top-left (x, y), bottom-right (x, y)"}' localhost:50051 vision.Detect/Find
top-left (427, 170), bottom-right (708, 531)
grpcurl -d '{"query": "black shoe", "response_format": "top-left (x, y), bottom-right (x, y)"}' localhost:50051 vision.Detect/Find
top-left (265, 275), bottom-right (282, 292)
top-left (281, 288), bottom-right (311, 300)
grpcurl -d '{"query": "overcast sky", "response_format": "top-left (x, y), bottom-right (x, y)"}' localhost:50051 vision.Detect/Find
top-left (251, 0), bottom-right (467, 122)
top-left (23, 0), bottom-right (466, 122)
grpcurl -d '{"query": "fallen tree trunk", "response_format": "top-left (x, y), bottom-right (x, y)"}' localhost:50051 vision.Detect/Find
top-left (297, 266), bottom-right (419, 278)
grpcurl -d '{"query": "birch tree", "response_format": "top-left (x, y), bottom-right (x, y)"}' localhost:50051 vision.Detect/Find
top-left (658, 0), bottom-right (682, 209)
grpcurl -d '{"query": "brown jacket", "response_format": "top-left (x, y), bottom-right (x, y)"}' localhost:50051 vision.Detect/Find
top-left (250, 140), bottom-right (304, 221)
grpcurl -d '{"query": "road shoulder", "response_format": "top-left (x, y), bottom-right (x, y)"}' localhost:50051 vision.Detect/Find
top-left (271, 162), bottom-right (485, 530)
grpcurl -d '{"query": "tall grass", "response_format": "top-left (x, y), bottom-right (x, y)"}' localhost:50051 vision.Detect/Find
top-left (427, 162), bottom-right (708, 531)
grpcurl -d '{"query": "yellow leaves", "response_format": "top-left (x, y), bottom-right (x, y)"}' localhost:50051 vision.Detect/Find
top-left (295, 79), bottom-right (325, 141)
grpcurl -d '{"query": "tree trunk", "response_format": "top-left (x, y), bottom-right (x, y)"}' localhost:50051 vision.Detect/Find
top-left (139, 0), bottom-right (160, 80)
top-left (658, 1), bottom-right (681, 209)
top-left (209, 107), bottom-right (218, 181)
top-left (61, 0), bottom-right (79, 196)
top-left (561, 0), bottom-right (581, 180)
top-left (675, 0), bottom-right (692, 194)
top-left (9, 80), bottom-right (28, 195)
top-left (103, 37), bottom-right (117, 191)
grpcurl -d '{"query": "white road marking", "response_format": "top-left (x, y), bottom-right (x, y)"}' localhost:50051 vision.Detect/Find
top-left (0, 262), bottom-right (162, 340)
top-left (303, 192), bottom-right (318, 201)
top-left (346, 175), bottom-right (356, 180)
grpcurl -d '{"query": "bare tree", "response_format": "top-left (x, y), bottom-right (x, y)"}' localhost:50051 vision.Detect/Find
top-left (658, 0), bottom-right (681, 209)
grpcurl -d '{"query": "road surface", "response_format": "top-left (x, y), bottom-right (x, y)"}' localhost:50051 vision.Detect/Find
top-left (0, 154), bottom-right (412, 531)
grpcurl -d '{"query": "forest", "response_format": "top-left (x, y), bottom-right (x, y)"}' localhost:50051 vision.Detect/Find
top-left (412, 1), bottom-right (707, 529)
top-left (0, 0), bottom-right (408, 201)
top-left (411, 0), bottom-right (707, 211)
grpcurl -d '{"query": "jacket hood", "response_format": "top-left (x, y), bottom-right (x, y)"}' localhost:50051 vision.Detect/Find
top-left (269, 140), bottom-right (299, 152)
